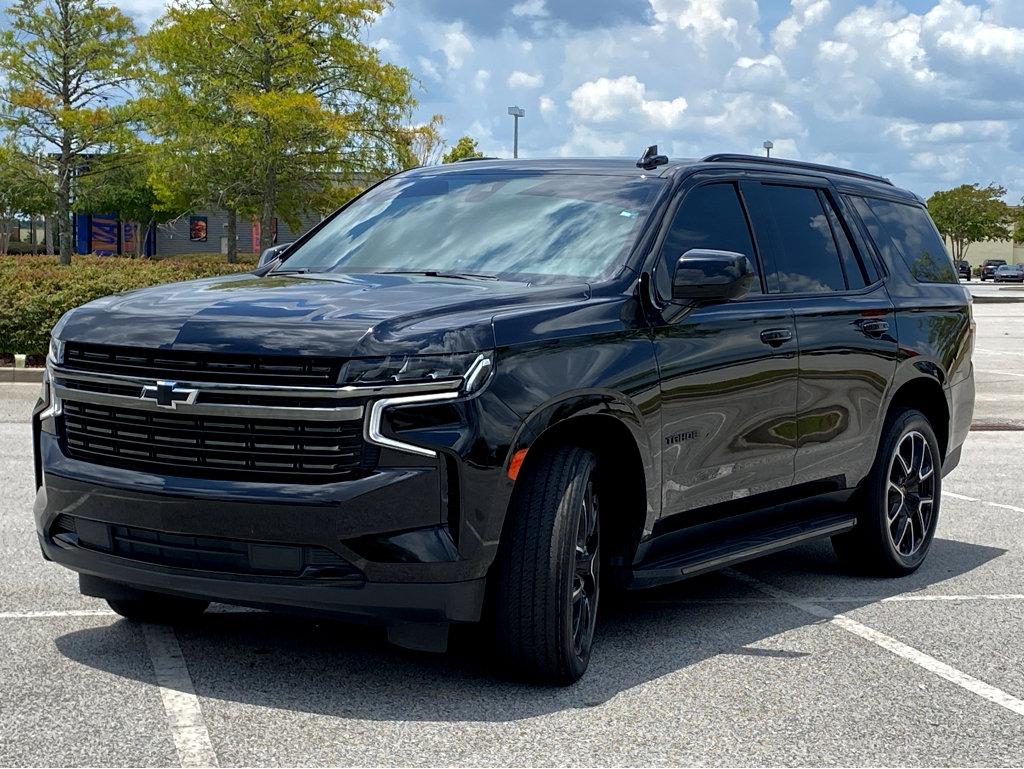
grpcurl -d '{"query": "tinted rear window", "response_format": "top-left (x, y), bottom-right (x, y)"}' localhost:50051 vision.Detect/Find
top-left (760, 185), bottom-right (847, 294)
top-left (860, 198), bottom-right (957, 284)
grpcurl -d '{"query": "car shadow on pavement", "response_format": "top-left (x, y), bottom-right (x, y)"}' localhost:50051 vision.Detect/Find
top-left (54, 536), bottom-right (1005, 722)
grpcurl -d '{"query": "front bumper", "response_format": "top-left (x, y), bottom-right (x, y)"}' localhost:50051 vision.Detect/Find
top-left (33, 427), bottom-right (498, 624)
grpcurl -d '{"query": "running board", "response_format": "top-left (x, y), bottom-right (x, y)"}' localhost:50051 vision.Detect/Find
top-left (629, 513), bottom-right (856, 590)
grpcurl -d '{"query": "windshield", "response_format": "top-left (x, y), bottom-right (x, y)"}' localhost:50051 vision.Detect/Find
top-left (277, 171), bottom-right (665, 282)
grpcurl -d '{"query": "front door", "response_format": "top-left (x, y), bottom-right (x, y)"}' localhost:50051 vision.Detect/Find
top-left (651, 180), bottom-right (799, 520)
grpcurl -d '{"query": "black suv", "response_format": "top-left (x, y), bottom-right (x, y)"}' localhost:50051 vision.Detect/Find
top-left (981, 259), bottom-right (1006, 280)
top-left (33, 153), bottom-right (975, 684)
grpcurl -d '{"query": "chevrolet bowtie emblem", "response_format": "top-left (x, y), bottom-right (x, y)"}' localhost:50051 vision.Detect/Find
top-left (140, 381), bottom-right (199, 409)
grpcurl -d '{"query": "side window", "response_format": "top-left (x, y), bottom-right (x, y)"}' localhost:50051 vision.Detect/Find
top-left (862, 198), bottom-right (958, 284)
top-left (760, 185), bottom-right (847, 294)
top-left (660, 183), bottom-right (762, 295)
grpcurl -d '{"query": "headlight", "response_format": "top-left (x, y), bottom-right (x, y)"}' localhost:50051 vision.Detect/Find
top-left (340, 352), bottom-right (493, 394)
top-left (48, 336), bottom-right (64, 366)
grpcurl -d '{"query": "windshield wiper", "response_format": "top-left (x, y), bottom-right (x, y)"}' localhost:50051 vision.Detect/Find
top-left (378, 270), bottom-right (500, 281)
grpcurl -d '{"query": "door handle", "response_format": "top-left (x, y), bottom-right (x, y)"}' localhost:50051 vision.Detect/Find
top-left (760, 328), bottom-right (793, 346)
top-left (858, 319), bottom-right (890, 337)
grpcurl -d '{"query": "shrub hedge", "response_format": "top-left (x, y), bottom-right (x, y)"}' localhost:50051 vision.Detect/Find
top-left (0, 253), bottom-right (258, 355)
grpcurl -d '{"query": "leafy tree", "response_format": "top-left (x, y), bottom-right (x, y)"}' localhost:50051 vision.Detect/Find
top-left (927, 184), bottom-right (1012, 263)
top-left (0, 0), bottom-right (139, 264)
top-left (442, 135), bottom-right (484, 164)
top-left (143, 0), bottom-right (418, 253)
top-left (399, 114), bottom-right (446, 168)
top-left (1015, 200), bottom-right (1024, 244)
top-left (0, 142), bottom-right (54, 254)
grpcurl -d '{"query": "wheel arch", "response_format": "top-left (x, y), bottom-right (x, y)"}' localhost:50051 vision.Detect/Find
top-left (883, 372), bottom-right (950, 460)
top-left (503, 391), bottom-right (656, 568)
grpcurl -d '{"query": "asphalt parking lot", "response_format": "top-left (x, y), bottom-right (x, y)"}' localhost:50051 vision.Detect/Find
top-left (2, 302), bottom-right (1023, 767)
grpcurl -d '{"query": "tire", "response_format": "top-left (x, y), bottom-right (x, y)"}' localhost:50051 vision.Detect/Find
top-left (493, 445), bottom-right (601, 684)
top-left (107, 592), bottom-right (210, 622)
top-left (833, 408), bottom-right (941, 576)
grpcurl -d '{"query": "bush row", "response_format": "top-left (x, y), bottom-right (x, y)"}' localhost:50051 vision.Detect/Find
top-left (0, 253), bottom-right (258, 355)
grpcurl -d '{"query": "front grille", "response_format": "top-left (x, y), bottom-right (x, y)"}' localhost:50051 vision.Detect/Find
top-left (50, 516), bottom-right (362, 581)
top-left (64, 343), bottom-right (341, 387)
top-left (61, 400), bottom-right (377, 483)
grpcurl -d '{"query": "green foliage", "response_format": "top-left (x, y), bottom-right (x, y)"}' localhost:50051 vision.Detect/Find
top-left (0, 0), bottom-right (140, 264)
top-left (398, 114), bottom-right (446, 168)
top-left (442, 135), bottom-right (484, 164)
top-left (0, 254), bottom-right (257, 354)
top-left (1015, 200), bottom-right (1024, 244)
top-left (927, 184), bottom-right (1012, 262)
top-left (0, 142), bottom-right (54, 254)
top-left (143, 0), bottom-right (417, 252)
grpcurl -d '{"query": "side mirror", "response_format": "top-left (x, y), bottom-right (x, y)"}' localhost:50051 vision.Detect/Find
top-left (672, 249), bottom-right (754, 302)
top-left (258, 243), bottom-right (291, 269)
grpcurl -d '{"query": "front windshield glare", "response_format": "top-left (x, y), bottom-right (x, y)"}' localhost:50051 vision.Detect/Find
top-left (278, 171), bottom-right (664, 282)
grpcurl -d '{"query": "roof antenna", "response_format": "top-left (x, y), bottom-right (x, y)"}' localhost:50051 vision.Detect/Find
top-left (636, 144), bottom-right (668, 170)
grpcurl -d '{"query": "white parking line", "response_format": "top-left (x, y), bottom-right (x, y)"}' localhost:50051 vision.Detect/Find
top-left (975, 348), bottom-right (1024, 357)
top-left (945, 490), bottom-right (1024, 514)
top-left (726, 569), bottom-right (1024, 718)
top-left (142, 624), bottom-right (219, 768)
top-left (975, 369), bottom-right (1024, 379)
top-left (641, 594), bottom-right (1024, 605)
top-left (0, 609), bottom-right (116, 619)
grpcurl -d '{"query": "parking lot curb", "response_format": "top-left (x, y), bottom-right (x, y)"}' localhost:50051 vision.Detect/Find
top-left (2, 367), bottom-right (44, 384)
top-left (972, 295), bottom-right (1024, 304)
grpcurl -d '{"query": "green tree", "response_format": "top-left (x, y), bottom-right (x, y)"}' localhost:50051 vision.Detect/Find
top-left (1014, 199), bottom-right (1024, 244)
top-left (143, 0), bottom-right (417, 253)
top-left (399, 114), bottom-right (445, 168)
top-left (0, 142), bottom-right (54, 254)
top-left (442, 135), bottom-right (484, 164)
top-left (0, 0), bottom-right (139, 264)
top-left (927, 184), bottom-right (1012, 263)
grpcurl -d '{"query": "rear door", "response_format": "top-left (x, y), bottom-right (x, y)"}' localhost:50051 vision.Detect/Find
top-left (742, 179), bottom-right (898, 489)
top-left (651, 178), bottom-right (798, 520)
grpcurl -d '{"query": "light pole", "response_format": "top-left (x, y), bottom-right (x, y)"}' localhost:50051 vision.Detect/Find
top-left (763, 140), bottom-right (774, 158)
top-left (508, 106), bottom-right (525, 158)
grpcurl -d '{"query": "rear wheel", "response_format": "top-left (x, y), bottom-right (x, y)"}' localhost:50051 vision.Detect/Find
top-left (833, 408), bottom-right (941, 575)
top-left (493, 445), bottom-right (601, 684)
top-left (107, 592), bottom-right (209, 622)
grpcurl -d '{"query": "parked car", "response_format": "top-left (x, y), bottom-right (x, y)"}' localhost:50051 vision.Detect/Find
top-left (993, 263), bottom-right (1024, 283)
top-left (957, 260), bottom-right (971, 281)
top-left (34, 152), bottom-right (975, 684)
top-left (981, 259), bottom-right (1007, 280)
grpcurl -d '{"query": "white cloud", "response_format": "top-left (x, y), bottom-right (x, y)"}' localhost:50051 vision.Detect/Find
top-left (416, 56), bottom-right (441, 82)
top-left (508, 70), bottom-right (544, 89)
top-left (441, 22), bottom-right (473, 70)
top-left (568, 75), bottom-right (688, 128)
top-left (511, 0), bottom-right (548, 18)
top-left (369, 0), bottom-right (1024, 200)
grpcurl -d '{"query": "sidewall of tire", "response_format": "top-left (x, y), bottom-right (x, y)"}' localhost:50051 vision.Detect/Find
top-left (859, 408), bottom-right (942, 574)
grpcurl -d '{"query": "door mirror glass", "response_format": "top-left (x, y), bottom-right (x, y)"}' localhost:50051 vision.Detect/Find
top-left (259, 243), bottom-right (290, 269)
top-left (672, 249), bottom-right (754, 302)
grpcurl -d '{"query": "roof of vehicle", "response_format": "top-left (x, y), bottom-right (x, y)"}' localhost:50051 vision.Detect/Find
top-left (410, 154), bottom-right (920, 203)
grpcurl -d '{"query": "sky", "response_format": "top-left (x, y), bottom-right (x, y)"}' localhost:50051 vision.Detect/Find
top-left (22, 0), bottom-right (1024, 201)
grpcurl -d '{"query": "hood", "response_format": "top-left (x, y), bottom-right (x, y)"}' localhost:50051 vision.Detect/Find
top-left (57, 272), bottom-right (591, 358)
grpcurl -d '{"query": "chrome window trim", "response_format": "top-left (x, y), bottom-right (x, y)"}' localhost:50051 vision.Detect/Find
top-left (365, 391), bottom-right (461, 458)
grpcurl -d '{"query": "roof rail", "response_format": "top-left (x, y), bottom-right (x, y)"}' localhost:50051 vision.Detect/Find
top-left (701, 153), bottom-right (893, 186)
top-left (452, 156), bottom-right (500, 163)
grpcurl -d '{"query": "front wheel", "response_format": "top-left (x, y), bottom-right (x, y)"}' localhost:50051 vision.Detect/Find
top-left (493, 445), bottom-right (601, 684)
top-left (833, 408), bottom-right (941, 575)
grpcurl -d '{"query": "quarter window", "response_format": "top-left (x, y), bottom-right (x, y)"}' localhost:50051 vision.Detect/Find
top-left (660, 183), bottom-right (762, 295)
top-left (861, 198), bottom-right (958, 284)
